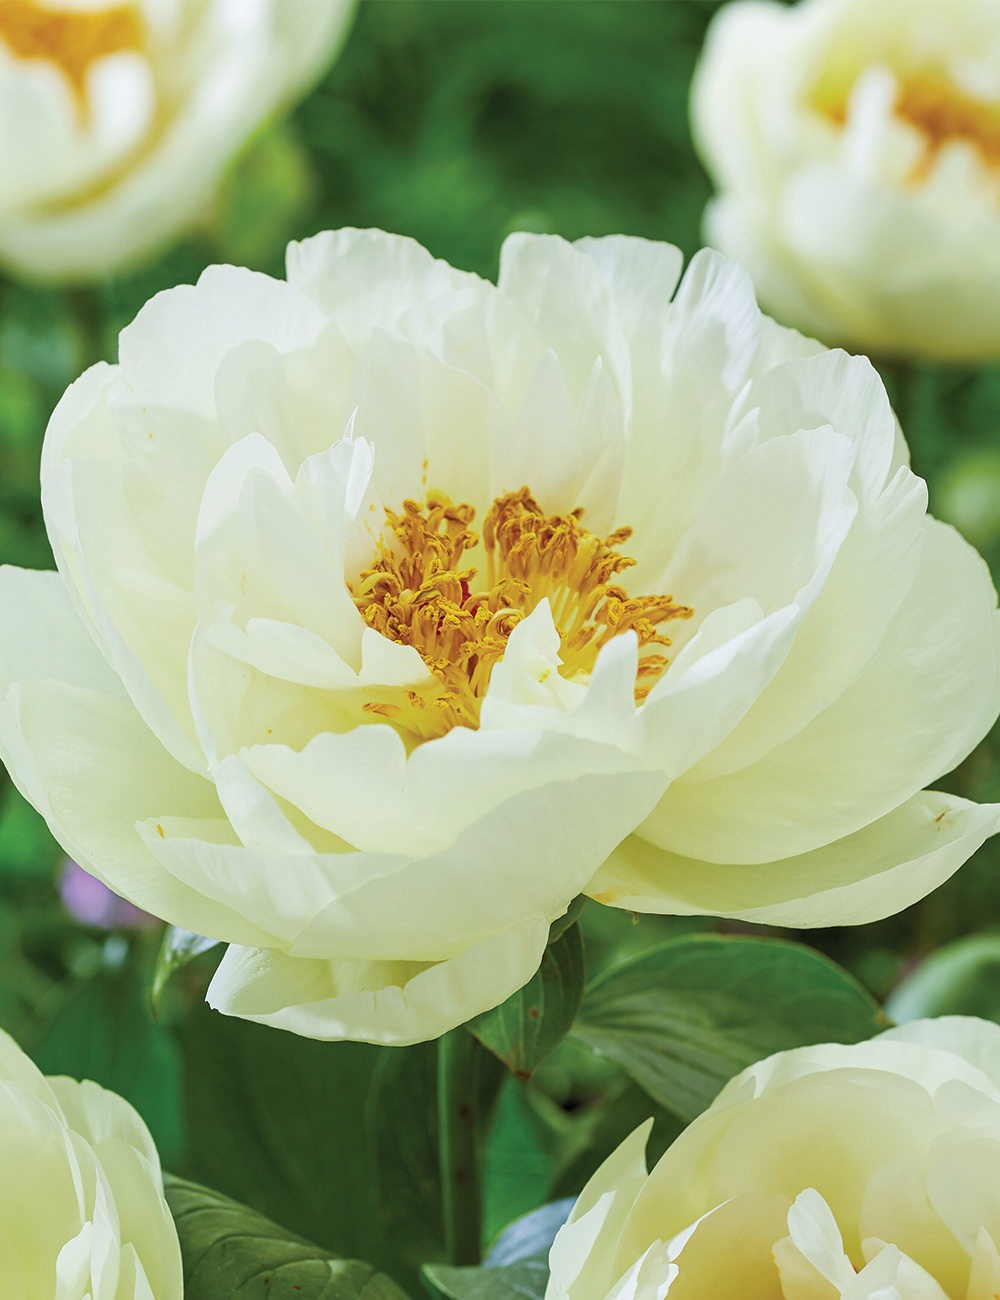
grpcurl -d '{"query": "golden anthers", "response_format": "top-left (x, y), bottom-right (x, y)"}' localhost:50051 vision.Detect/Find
top-left (819, 68), bottom-right (1000, 176)
top-left (350, 487), bottom-right (693, 740)
top-left (0, 1), bottom-right (143, 102)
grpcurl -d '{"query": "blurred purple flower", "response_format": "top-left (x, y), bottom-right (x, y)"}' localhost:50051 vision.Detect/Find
top-left (59, 859), bottom-right (159, 932)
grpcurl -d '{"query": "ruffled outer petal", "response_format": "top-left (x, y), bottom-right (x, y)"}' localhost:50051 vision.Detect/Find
top-left (206, 917), bottom-right (550, 1046)
top-left (0, 566), bottom-right (274, 947)
top-left (591, 790), bottom-right (1000, 927)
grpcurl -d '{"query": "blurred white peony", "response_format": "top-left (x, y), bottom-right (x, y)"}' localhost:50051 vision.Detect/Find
top-left (546, 1016), bottom-right (1000, 1300)
top-left (692, 0), bottom-right (1000, 361)
top-left (0, 0), bottom-right (355, 281)
top-left (0, 228), bottom-right (998, 1046)
top-left (0, 1028), bottom-right (181, 1299)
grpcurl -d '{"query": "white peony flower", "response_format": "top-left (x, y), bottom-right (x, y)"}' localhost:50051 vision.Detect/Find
top-left (0, 1028), bottom-right (181, 1299)
top-left (546, 1016), bottom-right (1000, 1300)
top-left (1, 228), bottom-right (998, 1046)
top-left (692, 0), bottom-right (1000, 361)
top-left (0, 0), bottom-right (355, 281)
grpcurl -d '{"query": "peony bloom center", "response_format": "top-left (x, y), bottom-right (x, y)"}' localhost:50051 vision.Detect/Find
top-left (819, 66), bottom-right (1000, 174)
top-left (349, 487), bottom-right (693, 740)
top-left (0, 0), bottom-right (143, 99)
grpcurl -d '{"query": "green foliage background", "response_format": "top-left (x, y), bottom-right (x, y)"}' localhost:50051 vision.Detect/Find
top-left (2, 0), bottom-right (1000, 1286)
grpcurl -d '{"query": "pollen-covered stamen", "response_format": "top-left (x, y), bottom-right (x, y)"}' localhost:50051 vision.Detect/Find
top-left (0, 0), bottom-right (143, 102)
top-left (350, 487), bottom-right (693, 737)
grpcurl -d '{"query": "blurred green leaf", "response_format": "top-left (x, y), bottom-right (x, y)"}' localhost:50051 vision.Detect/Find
top-left (468, 923), bottom-right (584, 1078)
top-left (573, 935), bottom-right (885, 1121)
top-left (164, 1175), bottom-right (410, 1300)
top-left (0, 784), bottom-right (61, 878)
top-left (32, 958), bottom-right (183, 1164)
top-left (887, 933), bottom-right (1000, 1023)
top-left (212, 122), bottom-right (315, 272)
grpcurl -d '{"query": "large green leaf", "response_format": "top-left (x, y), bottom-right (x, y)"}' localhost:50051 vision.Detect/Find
top-left (164, 1175), bottom-right (410, 1300)
top-left (422, 1260), bottom-right (548, 1300)
top-left (573, 935), bottom-right (885, 1121)
top-left (178, 1006), bottom-right (383, 1268)
top-left (422, 1199), bottom-right (572, 1300)
top-left (177, 1004), bottom-right (440, 1289)
top-left (467, 922), bottom-right (585, 1078)
top-left (368, 1041), bottom-right (444, 1266)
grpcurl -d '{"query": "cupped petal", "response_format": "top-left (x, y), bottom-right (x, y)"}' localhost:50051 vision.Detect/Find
top-left (591, 790), bottom-right (1000, 927)
top-left (0, 568), bottom-right (273, 946)
top-left (497, 233), bottom-right (632, 415)
top-left (693, 460), bottom-right (926, 779)
top-left (206, 917), bottom-right (549, 1046)
top-left (138, 759), bottom-right (667, 962)
top-left (880, 1018), bottom-right (1000, 1094)
top-left (287, 227), bottom-right (487, 347)
top-left (48, 1079), bottom-right (182, 1300)
top-left (118, 266), bottom-right (327, 417)
top-left (653, 519), bottom-right (1000, 864)
top-left (662, 1192), bottom-right (792, 1299)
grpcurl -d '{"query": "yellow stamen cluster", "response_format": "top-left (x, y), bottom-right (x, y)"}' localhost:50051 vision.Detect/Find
top-left (350, 487), bottom-right (693, 739)
top-left (895, 71), bottom-right (1000, 173)
top-left (0, 1), bottom-right (143, 101)
top-left (820, 68), bottom-right (1000, 175)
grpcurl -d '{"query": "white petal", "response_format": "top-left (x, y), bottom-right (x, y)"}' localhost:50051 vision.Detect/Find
top-left (591, 791), bottom-right (1000, 927)
top-left (207, 918), bottom-right (549, 1046)
top-left (287, 227), bottom-right (485, 344)
top-left (143, 754), bottom-right (665, 961)
top-left (655, 520), bottom-right (1000, 863)
top-left (0, 569), bottom-right (271, 944)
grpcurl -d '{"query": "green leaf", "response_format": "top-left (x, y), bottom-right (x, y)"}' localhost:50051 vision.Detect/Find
top-left (467, 923), bottom-right (584, 1078)
top-left (548, 1076), bottom-right (684, 1202)
top-left (573, 935), bottom-right (885, 1121)
top-left (483, 1081), bottom-right (565, 1245)
top-left (179, 1008), bottom-right (383, 1265)
top-left (368, 1042), bottom-right (445, 1267)
top-left (177, 1004), bottom-right (440, 1290)
top-left (152, 926), bottom-right (219, 1012)
top-left (422, 1260), bottom-right (548, 1300)
top-left (164, 1175), bottom-right (410, 1300)
top-left (886, 933), bottom-right (1000, 1023)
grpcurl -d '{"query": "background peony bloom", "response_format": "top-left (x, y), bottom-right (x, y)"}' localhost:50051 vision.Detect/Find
top-left (0, 0), bottom-right (355, 282)
top-left (0, 229), bottom-right (998, 1045)
top-left (0, 1028), bottom-right (181, 1298)
top-left (691, 0), bottom-right (1000, 361)
top-left (546, 1016), bottom-right (1000, 1300)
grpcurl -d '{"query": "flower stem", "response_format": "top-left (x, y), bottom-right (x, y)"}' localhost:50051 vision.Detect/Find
top-left (437, 1028), bottom-right (503, 1265)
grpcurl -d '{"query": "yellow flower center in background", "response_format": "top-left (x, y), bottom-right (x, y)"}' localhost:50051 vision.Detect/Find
top-left (0, 1), bottom-right (143, 99)
top-left (820, 67), bottom-right (1000, 175)
top-left (896, 70), bottom-right (1000, 173)
top-left (350, 488), bottom-right (693, 742)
